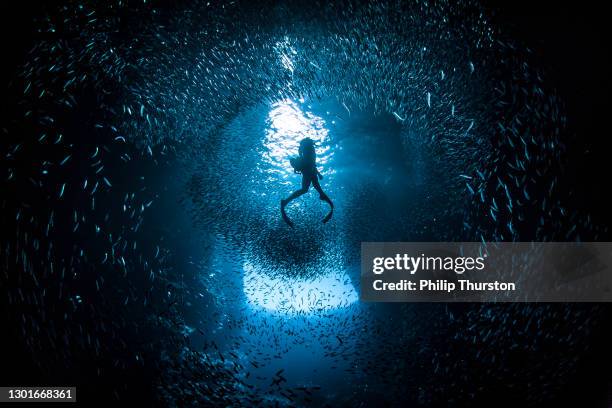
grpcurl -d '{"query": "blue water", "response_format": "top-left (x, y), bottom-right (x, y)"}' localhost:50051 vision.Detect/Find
top-left (175, 97), bottom-right (470, 404)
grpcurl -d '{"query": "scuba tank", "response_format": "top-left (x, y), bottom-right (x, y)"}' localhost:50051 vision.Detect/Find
top-left (289, 156), bottom-right (304, 173)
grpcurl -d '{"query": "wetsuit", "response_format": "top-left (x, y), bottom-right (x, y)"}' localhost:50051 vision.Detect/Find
top-left (284, 147), bottom-right (330, 205)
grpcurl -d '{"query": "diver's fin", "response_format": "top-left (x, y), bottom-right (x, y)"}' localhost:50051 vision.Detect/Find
top-left (322, 206), bottom-right (333, 224)
top-left (281, 201), bottom-right (294, 227)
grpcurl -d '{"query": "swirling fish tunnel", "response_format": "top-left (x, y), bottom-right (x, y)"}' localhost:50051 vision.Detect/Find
top-left (1, 0), bottom-right (611, 406)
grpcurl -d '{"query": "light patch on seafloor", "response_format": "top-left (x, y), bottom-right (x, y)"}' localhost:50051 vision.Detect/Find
top-left (261, 99), bottom-right (332, 177)
top-left (243, 261), bottom-right (358, 314)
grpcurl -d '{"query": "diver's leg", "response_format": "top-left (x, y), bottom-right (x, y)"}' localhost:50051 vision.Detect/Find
top-left (281, 176), bottom-right (311, 227)
top-left (312, 177), bottom-right (333, 207)
top-left (282, 176), bottom-right (311, 205)
top-left (311, 177), bottom-right (333, 223)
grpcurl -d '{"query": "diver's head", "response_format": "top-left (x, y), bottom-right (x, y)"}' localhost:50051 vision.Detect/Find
top-left (299, 137), bottom-right (316, 156)
top-left (299, 137), bottom-right (314, 148)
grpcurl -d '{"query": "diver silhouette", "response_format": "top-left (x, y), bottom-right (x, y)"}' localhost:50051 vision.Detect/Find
top-left (281, 137), bottom-right (334, 227)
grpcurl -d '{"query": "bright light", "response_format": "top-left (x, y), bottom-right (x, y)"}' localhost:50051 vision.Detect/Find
top-left (243, 261), bottom-right (358, 314)
top-left (261, 99), bottom-right (331, 175)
